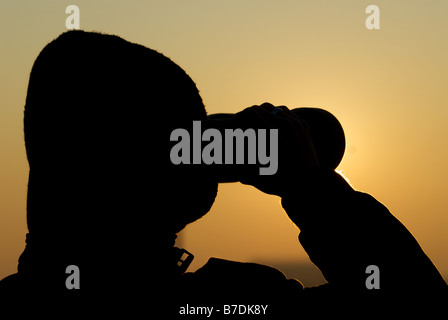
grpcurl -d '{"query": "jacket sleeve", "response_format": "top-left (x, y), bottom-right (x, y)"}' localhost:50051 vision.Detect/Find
top-left (280, 171), bottom-right (447, 296)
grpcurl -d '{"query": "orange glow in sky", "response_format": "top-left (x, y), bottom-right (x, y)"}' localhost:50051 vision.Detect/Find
top-left (0, 1), bottom-right (447, 284)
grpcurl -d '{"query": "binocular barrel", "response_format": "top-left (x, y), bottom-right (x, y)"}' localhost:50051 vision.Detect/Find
top-left (207, 108), bottom-right (345, 183)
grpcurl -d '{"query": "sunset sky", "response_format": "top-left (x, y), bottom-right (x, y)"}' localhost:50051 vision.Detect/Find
top-left (0, 1), bottom-right (447, 283)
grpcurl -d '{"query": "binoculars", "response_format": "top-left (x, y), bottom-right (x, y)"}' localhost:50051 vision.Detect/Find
top-left (206, 108), bottom-right (346, 183)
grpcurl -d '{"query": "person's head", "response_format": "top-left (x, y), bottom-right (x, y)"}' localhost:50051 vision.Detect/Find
top-left (24, 31), bottom-right (217, 261)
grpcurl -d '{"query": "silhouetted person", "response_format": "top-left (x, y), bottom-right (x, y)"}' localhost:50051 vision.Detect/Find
top-left (0, 31), bottom-right (218, 312)
top-left (0, 31), bottom-right (446, 316)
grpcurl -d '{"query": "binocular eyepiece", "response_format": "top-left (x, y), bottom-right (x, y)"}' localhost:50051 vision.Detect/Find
top-left (206, 108), bottom-right (346, 183)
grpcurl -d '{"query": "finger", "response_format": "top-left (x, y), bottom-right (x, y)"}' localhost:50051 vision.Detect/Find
top-left (274, 111), bottom-right (320, 168)
top-left (234, 104), bottom-right (276, 129)
top-left (273, 105), bottom-right (290, 112)
top-left (258, 102), bottom-right (276, 112)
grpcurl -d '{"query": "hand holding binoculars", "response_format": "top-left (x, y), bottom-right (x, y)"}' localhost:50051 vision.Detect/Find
top-left (206, 105), bottom-right (345, 183)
